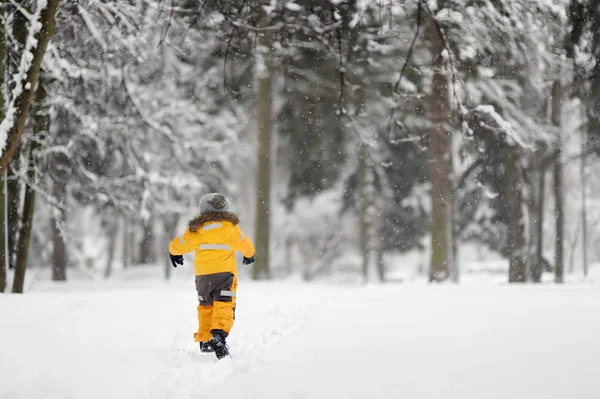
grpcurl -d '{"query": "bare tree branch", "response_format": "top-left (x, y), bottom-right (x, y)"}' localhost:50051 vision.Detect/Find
top-left (393, 0), bottom-right (422, 94)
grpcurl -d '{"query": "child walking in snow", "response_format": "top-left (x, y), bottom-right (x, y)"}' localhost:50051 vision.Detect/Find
top-left (168, 193), bottom-right (255, 359)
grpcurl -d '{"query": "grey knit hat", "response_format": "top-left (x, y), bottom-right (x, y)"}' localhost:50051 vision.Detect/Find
top-left (198, 193), bottom-right (230, 214)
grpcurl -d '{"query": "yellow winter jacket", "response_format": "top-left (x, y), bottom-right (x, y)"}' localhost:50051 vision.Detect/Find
top-left (168, 212), bottom-right (255, 276)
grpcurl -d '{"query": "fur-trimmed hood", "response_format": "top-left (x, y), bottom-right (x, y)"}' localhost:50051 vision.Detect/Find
top-left (188, 211), bottom-right (240, 233)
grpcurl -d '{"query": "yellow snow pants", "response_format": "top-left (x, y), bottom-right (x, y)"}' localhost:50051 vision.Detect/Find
top-left (193, 272), bottom-right (237, 342)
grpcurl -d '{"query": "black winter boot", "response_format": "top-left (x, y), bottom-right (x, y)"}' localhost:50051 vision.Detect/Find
top-left (199, 341), bottom-right (214, 353)
top-left (209, 329), bottom-right (229, 360)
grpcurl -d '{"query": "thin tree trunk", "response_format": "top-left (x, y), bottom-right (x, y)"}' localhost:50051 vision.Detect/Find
top-left (376, 250), bottom-right (385, 283)
top-left (7, 156), bottom-right (21, 270)
top-left (427, 19), bottom-right (452, 283)
top-left (103, 217), bottom-right (118, 279)
top-left (285, 235), bottom-right (293, 277)
top-left (507, 144), bottom-right (527, 282)
top-left (568, 220), bottom-right (580, 274)
top-left (450, 156), bottom-right (459, 283)
top-left (552, 81), bottom-right (564, 284)
top-left (531, 167), bottom-right (545, 283)
top-left (130, 227), bottom-right (137, 265)
top-left (122, 217), bottom-right (128, 269)
top-left (525, 164), bottom-right (537, 280)
top-left (581, 125), bottom-right (588, 277)
top-left (554, 152), bottom-right (564, 284)
top-left (51, 210), bottom-right (67, 281)
top-left (0, 173), bottom-right (5, 293)
top-left (5, 1), bottom-right (29, 271)
top-left (553, 154), bottom-right (564, 284)
top-left (12, 168), bottom-right (35, 293)
top-left (162, 215), bottom-right (178, 280)
top-left (0, 3), bottom-right (7, 293)
top-left (51, 163), bottom-right (67, 281)
top-left (122, 216), bottom-right (131, 269)
top-left (0, 0), bottom-right (60, 174)
top-left (252, 3), bottom-right (272, 280)
top-left (12, 78), bottom-right (46, 293)
top-left (358, 144), bottom-right (370, 283)
top-left (139, 220), bottom-right (155, 264)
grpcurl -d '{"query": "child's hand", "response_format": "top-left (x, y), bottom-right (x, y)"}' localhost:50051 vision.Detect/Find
top-left (170, 253), bottom-right (184, 268)
top-left (242, 255), bottom-right (255, 265)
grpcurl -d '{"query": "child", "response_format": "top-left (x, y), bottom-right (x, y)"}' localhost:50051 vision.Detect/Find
top-left (168, 193), bottom-right (255, 359)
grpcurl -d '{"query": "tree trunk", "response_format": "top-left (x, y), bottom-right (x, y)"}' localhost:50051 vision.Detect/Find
top-left (139, 220), bottom-right (155, 264)
top-left (7, 156), bottom-right (21, 270)
top-left (568, 221), bottom-right (580, 274)
top-left (451, 161), bottom-right (459, 283)
top-left (12, 78), bottom-right (46, 293)
top-left (581, 124), bottom-right (588, 277)
top-left (554, 152), bottom-right (564, 284)
top-left (285, 235), bottom-right (293, 277)
top-left (122, 216), bottom-right (132, 269)
top-left (252, 3), bottom-right (272, 280)
top-left (506, 144), bottom-right (527, 282)
top-left (51, 208), bottom-right (67, 281)
top-left (103, 217), bottom-right (118, 279)
top-left (0, 0), bottom-right (59, 174)
top-left (427, 18), bottom-right (452, 283)
top-left (358, 144), bottom-right (371, 283)
top-left (12, 167), bottom-right (35, 293)
top-left (0, 3), bottom-right (7, 293)
top-left (0, 173), bottom-right (6, 293)
top-left (162, 215), bottom-right (178, 280)
top-left (51, 160), bottom-right (68, 281)
top-left (552, 81), bottom-right (564, 284)
top-left (5, 1), bottom-right (29, 272)
top-left (531, 166), bottom-right (546, 283)
top-left (376, 250), bottom-right (385, 283)
top-left (122, 221), bottom-right (128, 268)
top-left (525, 164), bottom-right (536, 280)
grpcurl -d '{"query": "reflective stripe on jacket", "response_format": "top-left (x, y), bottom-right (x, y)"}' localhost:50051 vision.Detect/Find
top-left (169, 221), bottom-right (255, 276)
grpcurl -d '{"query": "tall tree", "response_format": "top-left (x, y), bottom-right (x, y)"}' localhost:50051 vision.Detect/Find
top-left (6, 3), bottom-right (29, 272)
top-left (530, 159), bottom-right (547, 283)
top-left (506, 144), bottom-right (527, 282)
top-left (552, 80), bottom-right (564, 284)
top-left (253, 1), bottom-right (273, 280)
top-left (581, 128), bottom-right (588, 277)
top-left (427, 13), bottom-right (453, 282)
top-left (50, 178), bottom-right (67, 281)
top-left (0, 1), bottom-right (6, 293)
top-left (0, 172), bottom-right (5, 293)
top-left (566, 0), bottom-right (598, 277)
top-left (357, 143), bottom-right (373, 283)
top-left (12, 77), bottom-right (46, 293)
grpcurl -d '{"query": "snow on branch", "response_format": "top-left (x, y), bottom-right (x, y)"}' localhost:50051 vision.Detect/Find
top-left (8, 0), bottom-right (34, 22)
top-left (0, 0), bottom-right (49, 157)
top-left (122, 72), bottom-right (179, 143)
top-left (77, 4), bottom-right (108, 52)
top-left (471, 104), bottom-right (530, 149)
top-left (476, 80), bottom-right (556, 147)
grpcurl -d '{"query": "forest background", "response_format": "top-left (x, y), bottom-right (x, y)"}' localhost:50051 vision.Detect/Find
top-left (1, 0), bottom-right (600, 293)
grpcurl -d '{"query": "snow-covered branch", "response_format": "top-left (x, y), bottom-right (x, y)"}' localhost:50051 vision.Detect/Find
top-left (0, 0), bottom-right (59, 173)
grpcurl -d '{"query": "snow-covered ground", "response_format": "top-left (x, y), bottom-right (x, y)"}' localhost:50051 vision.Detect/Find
top-left (2, 268), bottom-right (600, 399)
